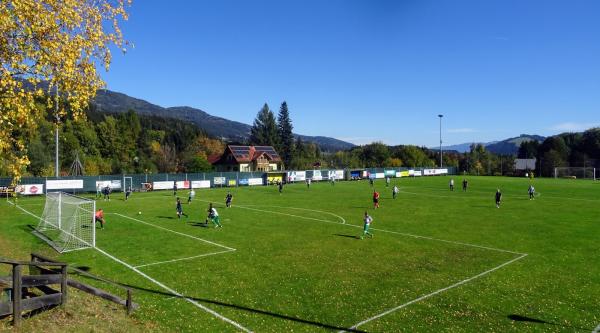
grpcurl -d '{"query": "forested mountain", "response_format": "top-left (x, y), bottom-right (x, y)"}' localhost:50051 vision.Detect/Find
top-left (93, 89), bottom-right (354, 151)
top-left (485, 134), bottom-right (545, 155)
top-left (518, 128), bottom-right (600, 176)
top-left (440, 134), bottom-right (545, 154)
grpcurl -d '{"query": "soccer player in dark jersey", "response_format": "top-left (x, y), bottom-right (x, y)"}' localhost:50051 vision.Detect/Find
top-left (462, 179), bottom-right (468, 191)
top-left (495, 189), bottom-right (502, 208)
top-left (173, 182), bottom-right (178, 196)
top-left (125, 186), bottom-right (132, 201)
top-left (176, 197), bottom-right (187, 218)
top-left (278, 181), bottom-right (283, 194)
top-left (373, 190), bottom-right (380, 209)
top-left (225, 192), bottom-right (233, 208)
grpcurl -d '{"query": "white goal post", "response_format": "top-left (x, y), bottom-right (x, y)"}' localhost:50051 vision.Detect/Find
top-left (554, 167), bottom-right (597, 180)
top-left (34, 191), bottom-right (96, 253)
top-left (123, 176), bottom-right (133, 191)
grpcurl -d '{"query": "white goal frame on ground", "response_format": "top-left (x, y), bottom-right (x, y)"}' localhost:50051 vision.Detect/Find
top-left (554, 167), bottom-right (596, 180)
top-left (34, 191), bottom-right (96, 253)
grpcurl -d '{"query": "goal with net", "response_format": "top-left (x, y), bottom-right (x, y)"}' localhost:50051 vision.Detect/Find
top-left (34, 192), bottom-right (96, 253)
top-left (554, 167), bottom-right (597, 180)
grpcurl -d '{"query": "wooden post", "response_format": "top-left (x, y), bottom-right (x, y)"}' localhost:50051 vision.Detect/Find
top-left (126, 289), bottom-right (133, 315)
top-left (12, 264), bottom-right (22, 327)
top-left (61, 265), bottom-right (68, 305)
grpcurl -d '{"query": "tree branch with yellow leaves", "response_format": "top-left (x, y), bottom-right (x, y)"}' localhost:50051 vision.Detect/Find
top-left (0, 0), bottom-right (130, 183)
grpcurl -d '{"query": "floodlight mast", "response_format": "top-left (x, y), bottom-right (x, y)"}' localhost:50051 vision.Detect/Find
top-left (438, 114), bottom-right (443, 168)
top-left (55, 84), bottom-right (59, 177)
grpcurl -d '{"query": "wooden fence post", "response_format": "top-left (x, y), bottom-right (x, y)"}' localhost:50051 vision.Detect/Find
top-left (61, 265), bottom-right (68, 305)
top-left (12, 264), bottom-right (22, 327)
top-left (126, 289), bottom-right (133, 315)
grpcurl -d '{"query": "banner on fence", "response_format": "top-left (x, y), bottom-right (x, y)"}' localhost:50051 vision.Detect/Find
top-left (423, 169), bottom-right (449, 176)
top-left (228, 179), bottom-right (237, 187)
top-left (375, 173), bottom-right (385, 179)
top-left (287, 171), bottom-right (306, 182)
top-left (328, 170), bottom-right (344, 180)
top-left (153, 181), bottom-right (174, 190)
top-left (15, 184), bottom-right (44, 195)
top-left (384, 170), bottom-right (396, 177)
top-left (176, 180), bottom-right (190, 189)
top-left (214, 177), bottom-right (226, 185)
top-left (413, 170), bottom-right (422, 177)
top-left (396, 171), bottom-right (410, 177)
top-left (267, 175), bottom-right (282, 184)
top-left (311, 170), bottom-right (323, 181)
top-left (191, 180), bottom-right (211, 189)
top-left (239, 179), bottom-right (249, 186)
top-left (95, 180), bottom-right (122, 190)
top-left (248, 178), bottom-right (263, 186)
top-left (47, 179), bottom-right (84, 190)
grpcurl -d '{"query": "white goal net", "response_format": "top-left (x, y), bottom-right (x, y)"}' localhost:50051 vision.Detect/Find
top-left (35, 192), bottom-right (96, 252)
top-left (554, 167), bottom-right (597, 180)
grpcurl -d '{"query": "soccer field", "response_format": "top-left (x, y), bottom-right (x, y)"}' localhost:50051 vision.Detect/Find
top-left (1, 176), bottom-right (599, 332)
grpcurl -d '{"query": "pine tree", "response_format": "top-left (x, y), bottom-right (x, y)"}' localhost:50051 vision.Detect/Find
top-left (277, 101), bottom-right (295, 169)
top-left (250, 103), bottom-right (278, 146)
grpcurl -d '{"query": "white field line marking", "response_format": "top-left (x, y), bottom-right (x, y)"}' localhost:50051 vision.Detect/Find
top-left (10, 201), bottom-right (252, 332)
top-left (593, 324), bottom-right (600, 333)
top-left (114, 213), bottom-right (235, 251)
top-left (94, 247), bottom-right (253, 333)
top-left (239, 204), bottom-right (346, 224)
top-left (134, 249), bottom-right (235, 269)
top-left (361, 225), bottom-right (525, 255)
top-left (401, 185), bottom-right (599, 202)
top-left (197, 199), bottom-right (524, 256)
top-left (339, 253), bottom-right (529, 333)
top-left (196, 199), bottom-right (346, 226)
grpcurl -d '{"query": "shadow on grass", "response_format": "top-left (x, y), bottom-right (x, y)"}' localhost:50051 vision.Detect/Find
top-left (156, 216), bottom-right (175, 220)
top-left (507, 314), bottom-right (593, 331)
top-left (120, 283), bottom-right (367, 332)
top-left (187, 222), bottom-right (209, 228)
top-left (334, 234), bottom-right (359, 239)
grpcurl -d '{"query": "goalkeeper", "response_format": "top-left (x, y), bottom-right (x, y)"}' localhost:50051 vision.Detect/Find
top-left (95, 209), bottom-right (105, 229)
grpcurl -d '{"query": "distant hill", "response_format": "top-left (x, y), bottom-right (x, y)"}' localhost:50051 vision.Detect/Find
top-left (485, 134), bottom-right (545, 155)
top-left (438, 134), bottom-right (545, 155)
top-left (92, 89), bottom-right (354, 152)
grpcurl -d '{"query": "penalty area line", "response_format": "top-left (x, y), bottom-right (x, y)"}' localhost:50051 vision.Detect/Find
top-left (134, 249), bottom-right (235, 269)
top-left (94, 247), bottom-right (253, 333)
top-left (114, 213), bottom-right (235, 251)
top-left (339, 253), bottom-right (528, 333)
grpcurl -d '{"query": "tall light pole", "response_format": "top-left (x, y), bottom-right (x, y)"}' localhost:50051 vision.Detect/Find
top-left (55, 84), bottom-right (60, 177)
top-left (438, 114), bottom-right (443, 168)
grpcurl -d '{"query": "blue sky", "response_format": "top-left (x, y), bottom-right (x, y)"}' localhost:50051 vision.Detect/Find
top-left (102, 0), bottom-right (600, 146)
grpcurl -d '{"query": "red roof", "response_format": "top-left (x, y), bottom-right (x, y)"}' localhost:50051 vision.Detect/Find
top-left (213, 145), bottom-right (282, 164)
top-left (207, 154), bottom-right (222, 164)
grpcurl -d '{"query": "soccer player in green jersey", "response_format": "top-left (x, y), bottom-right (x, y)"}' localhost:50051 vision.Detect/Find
top-left (360, 211), bottom-right (373, 239)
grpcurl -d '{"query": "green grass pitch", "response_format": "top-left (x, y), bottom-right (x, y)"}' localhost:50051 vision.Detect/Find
top-left (1, 176), bottom-right (599, 332)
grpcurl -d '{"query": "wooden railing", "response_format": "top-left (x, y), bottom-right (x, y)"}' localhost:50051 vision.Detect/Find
top-left (0, 257), bottom-right (68, 327)
top-left (30, 253), bottom-right (138, 315)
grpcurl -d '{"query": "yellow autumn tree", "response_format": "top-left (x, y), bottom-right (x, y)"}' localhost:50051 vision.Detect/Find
top-left (0, 0), bottom-right (130, 183)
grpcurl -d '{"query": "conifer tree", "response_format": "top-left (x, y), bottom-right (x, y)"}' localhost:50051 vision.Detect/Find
top-left (277, 101), bottom-right (295, 168)
top-left (250, 103), bottom-right (278, 146)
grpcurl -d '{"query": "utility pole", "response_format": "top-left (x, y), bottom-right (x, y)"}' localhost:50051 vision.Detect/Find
top-left (438, 114), bottom-right (443, 168)
top-left (55, 84), bottom-right (59, 177)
